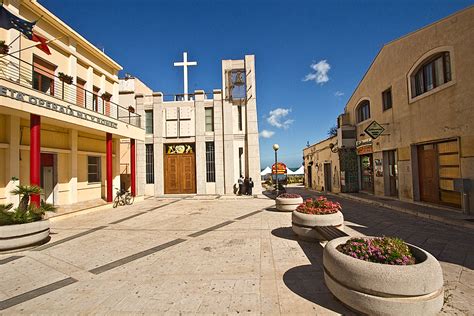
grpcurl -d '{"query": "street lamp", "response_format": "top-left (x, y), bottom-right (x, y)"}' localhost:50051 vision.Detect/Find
top-left (273, 144), bottom-right (280, 196)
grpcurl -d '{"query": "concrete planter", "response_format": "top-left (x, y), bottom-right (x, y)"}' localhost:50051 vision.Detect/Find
top-left (291, 210), bottom-right (344, 240)
top-left (276, 196), bottom-right (303, 212)
top-left (0, 220), bottom-right (50, 251)
top-left (323, 236), bottom-right (444, 315)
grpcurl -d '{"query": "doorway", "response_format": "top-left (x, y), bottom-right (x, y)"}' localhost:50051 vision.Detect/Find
top-left (40, 153), bottom-right (57, 204)
top-left (324, 163), bottom-right (332, 192)
top-left (307, 165), bottom-right (312, 188)
top-left (164, 144), bottom-right (196, 194)
top-left (418, 144), bottom-right (439, 203)
top-left (360, 154), bottom-right (374, 193)
top-left (383, 150), bottom-right (398, 197)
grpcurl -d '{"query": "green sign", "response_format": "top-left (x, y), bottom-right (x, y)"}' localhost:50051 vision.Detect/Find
top-left (364, 121), bottom-right (385, 140)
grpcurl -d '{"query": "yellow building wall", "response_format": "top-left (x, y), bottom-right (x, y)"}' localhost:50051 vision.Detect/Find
top-left (0, 115), bottom-right (6, 143)
top-left (0, 149), bottom-right (6, 203)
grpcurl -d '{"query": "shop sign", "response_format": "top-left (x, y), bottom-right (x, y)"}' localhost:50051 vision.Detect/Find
top-left (166, 144), bottom-right (194, 154)
top-left (0, 85), bottom-right (118, 129)
top-left (356, 138), bottom-right (373, 155)
top-left (364, 121), bottom-right (385, 140)
top-left (272, 162), bottom-right (287, 175)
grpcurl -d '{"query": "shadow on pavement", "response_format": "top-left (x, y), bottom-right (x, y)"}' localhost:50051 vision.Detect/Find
top-left (271, 226), bottom-right (298, 241)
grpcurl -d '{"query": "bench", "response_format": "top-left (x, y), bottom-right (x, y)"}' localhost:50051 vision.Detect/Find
top-left (313, 226), bottom-right (349, 241)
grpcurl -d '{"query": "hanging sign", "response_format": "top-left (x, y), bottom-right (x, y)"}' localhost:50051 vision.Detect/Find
top-left (364, 121), bottom-right (385, 140)
top-left (272, 162), bottom-right (287, 175)
top-left (166, 144), bottom-right (194, 154)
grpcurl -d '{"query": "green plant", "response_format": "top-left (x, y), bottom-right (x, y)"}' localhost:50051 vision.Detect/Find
top-left (337, 237), bottom-right (416, 265)
top-left (101, 92), bottom-right (112, 101)
top-left (0, 185), bottom-right (56, 226)
top-left (58, 72), bottom-right (73, 84)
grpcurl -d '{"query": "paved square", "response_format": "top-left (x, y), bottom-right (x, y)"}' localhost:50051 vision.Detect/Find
top-left (0, 190), bottom-right (473, 315)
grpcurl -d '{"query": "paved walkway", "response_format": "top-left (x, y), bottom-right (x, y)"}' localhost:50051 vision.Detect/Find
top-left (0, 191), bottom-right (473, 314)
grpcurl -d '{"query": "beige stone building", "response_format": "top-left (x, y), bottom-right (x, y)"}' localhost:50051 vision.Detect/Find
top-left (121, 54), bottom-right (262, 196)
top-left (305, 6), bottom-right (474, 214)
top-left (303, 136), bottom-right (342, 193)
top-left (0, 0), bottom-right (144, 208)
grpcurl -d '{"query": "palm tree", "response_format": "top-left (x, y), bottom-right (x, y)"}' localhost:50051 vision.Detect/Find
top-left (0, 185), bottom-right (56, 226)
top-left (10, 185), bottom-right (41, 214)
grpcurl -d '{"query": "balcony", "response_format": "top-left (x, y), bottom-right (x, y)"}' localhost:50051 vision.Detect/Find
top-left (0, 55), bottom-right (141, 128)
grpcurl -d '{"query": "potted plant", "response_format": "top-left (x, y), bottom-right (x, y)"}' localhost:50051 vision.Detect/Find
top-left (292, 196), bottom-right (344, 240)
top-left (128, 105), bottom-right (135, 113)
top-left (0, 41), bottom-right (9, 54)
top-left (0, 185), bottom-right (56, 250)
top-left (101, 92), bottom-right (112, 101)
top-left (323, 236), bottom-right (444, 315)
top-left (276, 193), bottom-right (303, 211)
top-left (58, 72), bottom-right (73, 84)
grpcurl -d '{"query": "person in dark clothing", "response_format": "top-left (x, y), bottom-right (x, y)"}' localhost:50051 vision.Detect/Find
top-left (247, 177), bottom-right (254, 196)
top-left (244, 177), bottom-right (249, 195)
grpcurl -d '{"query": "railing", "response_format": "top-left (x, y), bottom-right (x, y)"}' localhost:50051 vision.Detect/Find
top-left (162, 93), bottom-right (214, 102)
top-left (0, 55), bottom-right (141, 128)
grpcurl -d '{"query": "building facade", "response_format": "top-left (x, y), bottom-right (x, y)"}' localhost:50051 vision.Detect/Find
top-left (130, 55), bottom-right (262, 196)
top-left (0, 0), bottom-right (144, 208)
top-left (304, 7), bottom-right (474, 214)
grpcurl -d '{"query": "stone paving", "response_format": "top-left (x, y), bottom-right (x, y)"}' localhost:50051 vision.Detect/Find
top-left (0, 189), bottom-right (473, 315)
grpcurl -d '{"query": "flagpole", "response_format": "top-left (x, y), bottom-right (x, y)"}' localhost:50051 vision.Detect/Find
top-left (0, 36), bottom-right (62, 60)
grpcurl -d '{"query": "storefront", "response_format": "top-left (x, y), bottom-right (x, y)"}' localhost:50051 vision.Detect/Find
top-left (356, 139), bottom-right (374, 193)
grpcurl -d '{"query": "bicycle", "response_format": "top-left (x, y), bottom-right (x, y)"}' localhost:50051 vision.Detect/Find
top-left (113, 188), bottom-right (134, 208)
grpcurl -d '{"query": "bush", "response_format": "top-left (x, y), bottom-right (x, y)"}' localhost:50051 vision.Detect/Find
top-left (296, 196), bottom-right (341, 215)
top-left (0, 185), bottom-right (56, 226)
top-left (336, 237), bottom-right (416, 265)
top-left (278, 193), bottom-right (301, 199)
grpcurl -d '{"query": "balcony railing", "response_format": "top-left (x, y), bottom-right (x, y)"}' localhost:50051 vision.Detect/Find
top-left (0, 55), bottom-right (141, 128)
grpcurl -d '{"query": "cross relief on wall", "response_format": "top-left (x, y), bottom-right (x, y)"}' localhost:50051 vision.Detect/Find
top-left (165, 107), bottom-right (194, 138)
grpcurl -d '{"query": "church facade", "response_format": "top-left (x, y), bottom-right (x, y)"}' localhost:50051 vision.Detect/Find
top-left (121, 54), bottom-right (262, 196)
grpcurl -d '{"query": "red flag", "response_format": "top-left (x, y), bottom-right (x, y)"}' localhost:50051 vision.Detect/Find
top-left (31, 32), bottom-right (51, 55)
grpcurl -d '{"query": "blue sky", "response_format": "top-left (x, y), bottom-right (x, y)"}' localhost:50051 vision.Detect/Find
top-left (42, 0), bottom-right (473, 168)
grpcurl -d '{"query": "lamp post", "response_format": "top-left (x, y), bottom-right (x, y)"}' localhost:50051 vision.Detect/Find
top-left (273, 144), bottom-right (280, 196)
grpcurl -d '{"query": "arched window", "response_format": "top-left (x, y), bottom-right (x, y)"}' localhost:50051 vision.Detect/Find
top-left (356, 100), bottom-right (370, 123)
top-left (411, 52), bottom-right (451, 97)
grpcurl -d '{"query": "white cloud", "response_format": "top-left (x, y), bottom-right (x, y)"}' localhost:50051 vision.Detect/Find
top-left (303, 60), bottom-right (331, 84)
top-left (267, 108), bottom-right (294, 129)
top-left (259, 130), bottom-right (275, 138)
top-left (334, 91), bottom-right (344, 97)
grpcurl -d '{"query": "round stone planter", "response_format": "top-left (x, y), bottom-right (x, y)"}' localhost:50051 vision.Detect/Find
top-left (291, 210), bottom-right (344, 240)
top-left (0, 219), bottom-right (50, 251)
top-left (276, 196), bottom-right (303, 212)
top-left (323, 236), bottom-right (444, 315)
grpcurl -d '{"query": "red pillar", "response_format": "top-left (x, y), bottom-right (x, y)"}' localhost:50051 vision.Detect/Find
top-left (106, 133), bottom-right (113, 202)
top-left (30, 114), bottom-right (41, 207)
top-left (130, 139), bottom-right (136, 197)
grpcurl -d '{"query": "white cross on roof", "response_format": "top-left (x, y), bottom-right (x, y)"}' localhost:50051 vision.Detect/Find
top-left (173, 52), bottom-right (197, 101)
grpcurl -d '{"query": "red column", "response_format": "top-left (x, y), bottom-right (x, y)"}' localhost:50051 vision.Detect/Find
top-left (106, 133), bottom-right (113, 202)
top-left (30, 114), bottom-right (41, 207)
top-left (130, 139), bottom-right (136, 197)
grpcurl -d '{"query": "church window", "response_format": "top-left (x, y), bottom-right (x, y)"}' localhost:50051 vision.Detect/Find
top-left (146, 144), bottom-right (154, 183)
top-left (145, 110), bottom-right (153, 134)
top-left (205, 107), bottom-right (214, 132)
top-left (238, 105), bottom-right (243, 131)
top-left (206, 142), bottom-right (216, 182)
